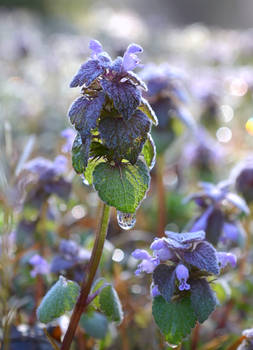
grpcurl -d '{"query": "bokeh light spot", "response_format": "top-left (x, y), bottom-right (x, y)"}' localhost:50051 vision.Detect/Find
top-left (216, 127), bottom-right (232, 143)
top-left (245, 118), bottom-right (253, 136)
top-left (220, 105), bottom-right (234, 122)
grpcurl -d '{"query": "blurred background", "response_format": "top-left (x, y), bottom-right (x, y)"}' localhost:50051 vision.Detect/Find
top-left (1, 1), bottom-right (253, 349)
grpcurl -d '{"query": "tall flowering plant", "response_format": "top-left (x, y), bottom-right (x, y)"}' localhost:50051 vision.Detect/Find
top-left (36, 40), bottom-right (158, 350)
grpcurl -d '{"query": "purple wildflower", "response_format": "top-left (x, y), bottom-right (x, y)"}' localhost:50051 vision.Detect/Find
top-left (175, 264), bottom-right (190, 291)
top-left (217, 252), bottom-right (237, 268)
top-left (89, 39), bottom-right (103, 58)
top-left (186, 181), bottom-right (249, 245)
top-left (122, 43), bottom-right (143, 72)
top-left (61, 128), bottom-right (76, 153)
top-left (151, 284), bottom-right (161, 297)
top-left (29, 254), bottom-right (50, 277)
top-left (150, 238), bottom-right (174, 260)
top-left (131, 249), bottom-right (159, 275)
top-left (51, 239), bottom-right (91, 274)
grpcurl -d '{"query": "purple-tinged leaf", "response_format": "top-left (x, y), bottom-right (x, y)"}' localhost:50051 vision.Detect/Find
top-left (190, 279), bottom-right (217, 323)
top-left (70, 59), bottom-right (104, 88)
top-left (225, 192), bottom-right (250, 214)
top-left (125, 71), bottom-right (147, 90)
top-left (101, 79), bottom-right (141, 119)
top-left (68, 96), bottom-right (88, 123)
top-left (183, 241), bottom-right (220, 275)
top-left (153, 264), bottom-right (176, 302)
top-left (72, 133), bottom-right (91, 174)
top-left (164, 231), bottom-right (205, 250)
top-left (69, 93), bottom-right (105, 135)
top-left (138, 98), bottom-right (158, 126)
top-left (98, 109), bottom-right (150, 164)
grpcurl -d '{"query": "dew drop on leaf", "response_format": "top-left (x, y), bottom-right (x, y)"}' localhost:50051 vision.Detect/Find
top-left (117, 211), bottom-right (136, 230)
top-left (80, 174), bottom-right (89, 186)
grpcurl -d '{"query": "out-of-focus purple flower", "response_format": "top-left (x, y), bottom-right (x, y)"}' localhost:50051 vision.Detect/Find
top-left (51, 239), bottom-right (90, 274)
top-left (182, 127), bottom-right (225, 169)
top-left (25, 155), bottom-right (67, 181)
top-left (186, 180), bottom-right (249, 245)
top-left (217, 252), bottom-right (237, 268)
top-left (53, 155), bottom-right (68, 175)
top-left (187, 181), bottom-right (249, 214)
top-left (61, 128), bottom-right (76, 153)
top-left (29, 254), bottom-right (50, 277)
top-left (122, 43), bottom-right (143, 72)
top-left (175, 264), bottom-right (190, 291)
top-left (131, 249), bottom-right (159, 275)
top-left (220, 222), bottom-right (239, 242)
top-left (151, 284), bottom-right (161, 297)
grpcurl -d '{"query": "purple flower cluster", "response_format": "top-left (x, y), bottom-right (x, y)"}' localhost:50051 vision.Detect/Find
top-left (68, 39), bottom-right (157, 173)
top-left (132, 230), bottom-right (236, 301)
top-left (50, 239), bottom-right (91, 282)
top-left (29, 254), bottom-right (50, 278)
top-left (23, 155), bottom-right (71, 208)
top-left (140, 63), bottom-right (195, 131)
top-left (187, 181), bottom-right (249, 245)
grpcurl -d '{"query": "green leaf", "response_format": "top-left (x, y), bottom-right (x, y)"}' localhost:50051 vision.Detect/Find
top-left (72, 133), bottom-right (91, 174)
top-left (152, 295), bottom-right (197, 345)
top-left (91, 278), bottom-right (107, 309)
top-left (153, 265), bottom-right (176, 302)
top-left (93, 159), bottom-right (150, 213)
top-left (142, 134), bottom-right (156, 169)
top-left (37, 276), bottom-right (80, 324)
top-left (190, 279), bottom-right (218, 323)
top-left (80, 312), bottom-right (108, 339)
top-left (99, 285), bottom-right (123, 324)
top-left (138, 98), bottom-right (158, 126)
top-left (83, 158), bottom-right (105, 185)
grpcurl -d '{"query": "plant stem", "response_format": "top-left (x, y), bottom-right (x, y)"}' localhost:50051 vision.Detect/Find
top-left (60, 203), bottom-right (110, 350)
top-left (157, 155), bottom-right (166, 237)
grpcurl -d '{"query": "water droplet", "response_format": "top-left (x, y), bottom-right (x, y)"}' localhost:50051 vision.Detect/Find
top-left (117, 211), bottom-right (136, 230)
top-left (80, 174), bottom-right (89, 186)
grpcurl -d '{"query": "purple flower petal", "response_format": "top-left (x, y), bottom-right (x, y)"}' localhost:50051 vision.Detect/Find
top-left (89, 39), bottom-right (103, 56)
top-left (151, 284), bottom-right (161, 297)
top-left (225, 192), bottom-right (250, 215)
top-left (131, 249), bottom-right (151, 260)
top-left (175, 264), bottom-right (190, 291)
top-left (190, 207), bottom-right (213, 232)
top-left (217, 252), bottom-right (237, 268)
top-left (221, 221), bottom-right (239, 242)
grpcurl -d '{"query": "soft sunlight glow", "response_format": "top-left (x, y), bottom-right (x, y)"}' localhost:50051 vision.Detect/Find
top-left (216, 127), bottom-right (232, 143)
top-left (229, 78), bottom-right (248, 97)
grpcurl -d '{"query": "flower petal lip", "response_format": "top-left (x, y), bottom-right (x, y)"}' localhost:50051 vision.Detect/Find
top-left (131, 249), bottom-right (151, 260)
